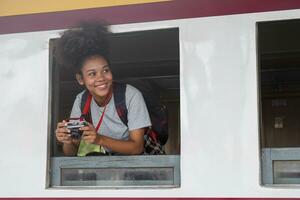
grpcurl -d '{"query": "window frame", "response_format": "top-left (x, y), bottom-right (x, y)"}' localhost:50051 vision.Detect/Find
top-left (257, 19), bottom-right (300, 186)
top-left (46, 27), bottom-right (181, 189)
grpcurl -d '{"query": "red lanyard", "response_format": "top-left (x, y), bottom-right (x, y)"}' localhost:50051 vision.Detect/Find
top-left (81, 87), bottom-right (113, 133)
top-left (94, 89), bottom-right (113, 133)
top-left (95, 105), bottom-right (107, 132)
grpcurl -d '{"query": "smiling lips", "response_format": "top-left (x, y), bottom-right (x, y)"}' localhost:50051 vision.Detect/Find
top-left (95, 83), bottom-right (108, 89)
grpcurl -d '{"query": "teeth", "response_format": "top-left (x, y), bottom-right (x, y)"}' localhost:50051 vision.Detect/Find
top-left (96, 84), bottom-right (106, 89)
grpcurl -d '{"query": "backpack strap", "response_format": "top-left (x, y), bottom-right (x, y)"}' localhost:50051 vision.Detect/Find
top-left (80, 90), bottom-right (93, 123)
top-left (113, 82), bottom-right (128, 126)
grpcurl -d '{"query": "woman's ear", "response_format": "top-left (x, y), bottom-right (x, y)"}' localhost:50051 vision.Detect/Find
top-left (76, 73), bottom-right (84, 85)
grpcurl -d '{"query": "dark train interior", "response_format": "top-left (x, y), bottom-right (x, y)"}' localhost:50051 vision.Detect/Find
top-left (258, 19), bottom-right (300, 148)
top-left (50, 28), bottom-right (180, 155)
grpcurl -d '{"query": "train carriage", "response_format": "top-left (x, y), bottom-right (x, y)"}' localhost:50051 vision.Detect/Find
top-left (1, 0), bottom-right (300, 198)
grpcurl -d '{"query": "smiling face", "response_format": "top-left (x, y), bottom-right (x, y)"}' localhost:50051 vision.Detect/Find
top-left (76, 55), bottom-right (113, 105)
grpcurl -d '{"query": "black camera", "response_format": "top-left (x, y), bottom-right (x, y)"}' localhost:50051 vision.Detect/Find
top-left (66, 120), bottom-right (88, 139)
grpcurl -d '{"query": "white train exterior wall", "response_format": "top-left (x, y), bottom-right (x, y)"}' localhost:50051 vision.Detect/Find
top-left (1, 6), bottom-right (300, 198)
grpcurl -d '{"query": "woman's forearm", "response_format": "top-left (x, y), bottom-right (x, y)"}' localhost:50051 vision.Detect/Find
top-left (98, 135), bottom-right (144, 155)
top-left (63, 143), bottom-right (78, 156)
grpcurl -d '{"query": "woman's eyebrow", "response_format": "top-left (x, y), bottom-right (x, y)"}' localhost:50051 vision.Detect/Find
top-left (85, 65), bottom-right (109, 72)
top-left (85, 68), bottom-right (96, 73)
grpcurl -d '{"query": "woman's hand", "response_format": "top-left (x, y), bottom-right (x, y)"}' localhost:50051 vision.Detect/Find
top-left (55, 120), bottom-right (73, 144)
top-left (81, 122), bottom-right (101, 144)
top-left (55, 120), bottom-right (80, 145)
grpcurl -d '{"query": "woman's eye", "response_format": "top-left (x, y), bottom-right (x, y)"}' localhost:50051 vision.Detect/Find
top-left (88, 72), bottom-right (96, 76)
top-left (103, 68), bottom-right (110, 73)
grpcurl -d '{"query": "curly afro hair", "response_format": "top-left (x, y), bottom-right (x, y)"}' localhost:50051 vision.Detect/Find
top-left (54, 21), bottom-right (111, 73)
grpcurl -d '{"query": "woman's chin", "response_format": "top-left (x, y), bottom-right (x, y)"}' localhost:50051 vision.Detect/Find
top-left (95, 92), bottom-right (108, 99)
top-left (92, 90), bottom-right (111, 104)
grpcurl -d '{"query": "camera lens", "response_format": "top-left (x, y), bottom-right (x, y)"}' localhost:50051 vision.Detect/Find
top-left (71, 130), bottom-right (81, 139)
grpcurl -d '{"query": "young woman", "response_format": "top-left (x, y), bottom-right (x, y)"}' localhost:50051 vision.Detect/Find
top-left (55, 22), bottom-right (151, 156)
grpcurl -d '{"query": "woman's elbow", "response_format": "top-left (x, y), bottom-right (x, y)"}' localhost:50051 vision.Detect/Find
top-left (136, 145), bottom-right (144, 155)
top-left (130, 142), bottom-right (144, 155)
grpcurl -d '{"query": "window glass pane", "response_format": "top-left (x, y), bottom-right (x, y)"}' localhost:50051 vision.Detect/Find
top-left (274, 161), bottom-right (300, 184)
top-left (61, 167), bottom-right (174, 186)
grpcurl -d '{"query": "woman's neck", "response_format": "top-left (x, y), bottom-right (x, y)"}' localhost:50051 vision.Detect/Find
top-left (94, 89), bottom-right (113, 107)
top-left (94, 96), bottom-right (106, 107)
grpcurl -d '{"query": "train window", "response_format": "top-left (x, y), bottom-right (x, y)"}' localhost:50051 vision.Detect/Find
top-left (47, 28), bottom-right (180, 188)
top-left (258, 19), bottom-right (300, 185)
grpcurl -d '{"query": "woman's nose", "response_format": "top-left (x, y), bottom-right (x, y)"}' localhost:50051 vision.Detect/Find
top-left (96, 71), bottom-right (105, 80)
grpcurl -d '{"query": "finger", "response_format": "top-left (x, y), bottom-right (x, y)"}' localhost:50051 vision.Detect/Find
top-left (57, 121), bottom-right (66, 127)
top-left (83, 132), bottom-right (98, 139)
top-left (56, 130), bottom-right (72, 142)
top-left (83, 122), bottom-right (95, 129)
top-left (83, 129), bottom-right (98, 136)
top-left (56, 136), bottom-right (64, 142)
top-left (56, 127), bottom-right (71, 134)
top-left (63, 134), bottom-right (71, 140)
top-left (87, 122), bottom-right (94, 128)
top-left (56, 132), bottom-right (68, 138)
top-left (57, 131), bottom-right (70, 138)
top-left (56, 130), bottom-right (68, 139)
top-left (82, 137), bottom-right (94, 144)
top-left (82, 132), bottom-right (96, 139)
top-left (82, 131), bottom-right (92, 137)
top-left (57, 135), bottom-right (71, 143)
top-left (57, 121), bottom-right (68, 128)
top-left (82, 133), bottom-right (94, 139)
top-left (80, 125), bottom-right (94, 131)
top-left (61, 136), bottom-right (72, 143)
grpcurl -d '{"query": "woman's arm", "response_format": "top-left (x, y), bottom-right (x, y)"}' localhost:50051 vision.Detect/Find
top-left (62, 142), bottom-right (79, 156)
top-left (81, 123), bottom-right (145, 155)
top-left (58, 92), bottom-right (83, 156)
top-left (55, 120), bottom-right (80, 156)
